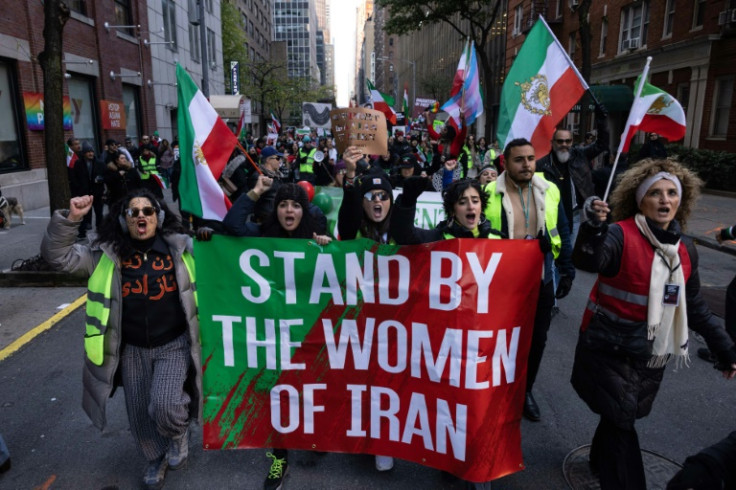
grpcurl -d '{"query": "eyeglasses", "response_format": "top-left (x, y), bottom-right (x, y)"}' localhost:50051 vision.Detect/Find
top-left (125, 206), bottom-right (156, 218)
top-left (364, 191), bottom-right (390, 202)
top-left (554, 138), bottom-right (572, 144)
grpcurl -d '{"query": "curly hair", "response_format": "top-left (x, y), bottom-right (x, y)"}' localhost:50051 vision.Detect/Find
top-left (610, 158), bottom-right (702, 228)
top-left (442, 179), bottom-right (488, 218)
top-left (93, 188), bottom-right (186, 257)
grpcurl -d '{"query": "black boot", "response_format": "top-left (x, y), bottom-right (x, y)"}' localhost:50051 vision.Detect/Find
top-left (523, 391), bottom-right (541, 421)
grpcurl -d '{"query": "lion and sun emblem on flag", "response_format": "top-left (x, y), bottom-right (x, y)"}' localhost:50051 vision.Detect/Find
top-left (515, 74), bottom-right (552, 116)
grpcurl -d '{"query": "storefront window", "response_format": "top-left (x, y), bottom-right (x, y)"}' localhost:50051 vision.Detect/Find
top-left (68, 76), bottom-right (99, 151)
top-left (122, 84), bottom-right (140, 145)
top-left (0, 61), bottom-right (25, 173)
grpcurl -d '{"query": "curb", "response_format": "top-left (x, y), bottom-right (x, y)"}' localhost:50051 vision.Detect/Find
top-left (0, 294), bottom-right (87, 362)
top-left (0, 271), bottom-right (88, 287)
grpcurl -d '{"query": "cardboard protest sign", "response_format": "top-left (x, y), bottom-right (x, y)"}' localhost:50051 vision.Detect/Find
top-left (197, 236), bottom-right (543, 482)
top-left (330, 107), bottom-right (387, 155)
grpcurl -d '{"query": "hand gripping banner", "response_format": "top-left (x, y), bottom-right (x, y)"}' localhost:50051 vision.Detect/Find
top-left (196, 236), bottom-right (543, 482)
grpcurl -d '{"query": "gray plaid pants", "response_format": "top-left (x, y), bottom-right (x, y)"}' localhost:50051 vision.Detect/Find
top-left (120, 333), bottom-right (191, 461)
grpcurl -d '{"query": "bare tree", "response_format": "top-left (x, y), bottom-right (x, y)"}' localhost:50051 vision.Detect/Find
top-left (38, 0), bottom-right (71, 213)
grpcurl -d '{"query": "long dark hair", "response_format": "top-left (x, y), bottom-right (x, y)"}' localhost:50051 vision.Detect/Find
top-left (442, 179), bottom-right (488, 218)
top-left (93, 188), bottom-right (186, 257)
top-left (261, 183), bottom-right (317, 239)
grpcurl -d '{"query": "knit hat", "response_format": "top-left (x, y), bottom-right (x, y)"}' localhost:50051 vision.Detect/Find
top-left (359, 172), bottom-right (393, 198)
top-left (399, 154), bottom-right (418, 168)
top-left (81, 142), bottom-right (95, 153)
top-left (274, 183), bottom-right (310, 212)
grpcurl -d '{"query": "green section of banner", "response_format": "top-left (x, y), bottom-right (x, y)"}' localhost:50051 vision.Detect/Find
top-left (196, 235), bottom-right (399, 447)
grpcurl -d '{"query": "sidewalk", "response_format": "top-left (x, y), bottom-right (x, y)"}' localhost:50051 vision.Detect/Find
top-left (1, 190), bottom-right (734, 354)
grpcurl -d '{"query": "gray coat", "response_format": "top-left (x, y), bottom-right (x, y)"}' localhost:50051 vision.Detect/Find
top-left (41, 210), bottom-right (201, 430)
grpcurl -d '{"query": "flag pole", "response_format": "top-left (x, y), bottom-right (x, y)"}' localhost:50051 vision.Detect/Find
top-left (602, 56), bottom-right (652, 202)
top-left (236, 140), bottom-right (263, 175)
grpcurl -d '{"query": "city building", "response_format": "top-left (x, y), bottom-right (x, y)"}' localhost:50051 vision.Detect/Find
top-left (272, 0), bottom-right (320, 83)
top-left (507, 0), bottom-right (736, 153)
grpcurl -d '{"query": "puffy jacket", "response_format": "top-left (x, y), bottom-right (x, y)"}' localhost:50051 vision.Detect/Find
top-left (41, 210), bottom-right (201, 430)
top-left (571, 217), bottom-right (735, 429)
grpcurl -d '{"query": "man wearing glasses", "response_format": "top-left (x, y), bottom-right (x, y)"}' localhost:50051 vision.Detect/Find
top-left (245, 146), bottom-right (285, 223)
top-left (536, 104), bottom-right (609, 242)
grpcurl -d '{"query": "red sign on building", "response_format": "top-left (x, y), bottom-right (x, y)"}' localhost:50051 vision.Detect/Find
top-left (100, 100), bottom-right (127, 130)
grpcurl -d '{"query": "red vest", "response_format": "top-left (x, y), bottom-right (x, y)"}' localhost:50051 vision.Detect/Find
top-left (581, 217), bottom-right (692, 330)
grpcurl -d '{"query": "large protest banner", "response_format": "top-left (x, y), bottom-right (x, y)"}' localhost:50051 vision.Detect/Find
top-left (197, 236), bottom-right (543, 482)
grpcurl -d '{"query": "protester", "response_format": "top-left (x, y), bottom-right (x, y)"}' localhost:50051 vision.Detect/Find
top-left (220, 149), bottom-right (250, 203)
top-left (157, 139), bottom-right (175, 186)
top-left (41, 190), bottom-right (201, 490)
top-left (138, 144), bottom-right (164, 199)
top-left (571, 158), bottom-right (736, 490)
top-left (477, 164), bottom-right (498, 186)
top-left (637, 132), bottom-right (668, 160)
top-left (222, 182), bottom-right (331, 490)
top-left (104, 150), bottom-right (142, 207)
top-left (482, 138), bottom-right (574, 422)
top-left (297, 136), bottom-right (317, 184)
top-left (389, 153), bottom-right (423, 188)
top-left (245, 146), bottom-right (285, 223)
top-left (69, 141), bottom-right (106, 238)
top-left (430, 156), bottom-right (463, 192)
top-left (667, 431), bottom-right (736, 489)
top-left (536, 104), bottom-right (609, 241)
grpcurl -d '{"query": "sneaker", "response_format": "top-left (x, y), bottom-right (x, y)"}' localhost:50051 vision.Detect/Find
top-left (264, 452), bottom-right (288, 490)
top-left (167, 426), bottom-right (189, 470)
top-left (142, 456), bottom-right (168, 490)
top-left (0, 458), bottom-right (10, 473)
top-left (697, 347), bottom-right (717, 364)
top-left (375, 455), bottom-right (394, 471)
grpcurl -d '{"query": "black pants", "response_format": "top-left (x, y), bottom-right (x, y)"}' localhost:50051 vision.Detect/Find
top-left (589, 417), bottom-right (646, 490)
top-left (726, 273), bottom-right (736, 343)
top-left (526, 280), bottom-right (555, 391)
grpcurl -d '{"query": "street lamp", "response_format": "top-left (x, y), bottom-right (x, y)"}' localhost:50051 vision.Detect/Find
top-left (376, 57), bottom-right (416, 115)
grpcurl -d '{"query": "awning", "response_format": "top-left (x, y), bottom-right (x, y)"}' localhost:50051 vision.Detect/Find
top-left (571, 85), bottom-right (634, 113)
top-left (209, 95), bottom-right (249, 120)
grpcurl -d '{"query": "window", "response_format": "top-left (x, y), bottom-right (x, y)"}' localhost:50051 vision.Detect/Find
top-left (114, 0), bottom-right (133, 35)
top-left (619, 1), bottom-right (649, 52)
top-left (189, 24), bottom-right (200, 62)
top-left (0, 61), bottom-right (25, 173)
top-left (122, 85), bottom-right (140, 145)
top-left (162, 0), bottom-right (177, 50)
top-left (68, 0), bottom-right (88, 16)
top-left (710, 77), bottom-right (733, 138)
top-left (599, 18), bottom-right (608, 57)
top-left (693, 0), bottom-right (706, 29)
top-left (207, 28), bottom-right (216, 67)
top-left (676, 83), bottom-right (690, 118)
top-left (513, 5), bottom-right (522, 36)
top-left (663, 0), bottom-right (675, 37)
top-left (568, 31), bottom-right (576, 58)
top-left (555, 0), bottom-right (562, 19)
top-left (68, 76), bottom-right (99, 151)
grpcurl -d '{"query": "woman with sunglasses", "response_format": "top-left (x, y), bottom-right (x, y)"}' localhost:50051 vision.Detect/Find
top-left (41, 189), bottom-right (200, 490)
top-left (338, 146), bottom-right (396, 246)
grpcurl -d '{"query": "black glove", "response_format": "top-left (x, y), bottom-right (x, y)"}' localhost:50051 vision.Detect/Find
top-left (400, 176), bottom-right (428, 207)
top-left (595, 102), bottom-right (609, 119)
top-left (713, 347), bottom-right (736, 371)
top-left (667, 455), bottom-right (722, 490)
top-left (582, 195), bottom-right (604, 227)
top-left (556, 275), bottom-right (573, 299)
top-left (537, 230), bottom-right (552, 255)
top-left (195, 226), bottom-right (214, 241)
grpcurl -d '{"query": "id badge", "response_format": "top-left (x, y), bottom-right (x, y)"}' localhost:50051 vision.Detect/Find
top-left (662, 284), bottom-right (680, 306)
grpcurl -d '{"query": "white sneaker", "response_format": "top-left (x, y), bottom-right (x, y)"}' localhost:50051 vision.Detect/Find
top-left (375, 455), bottom-right (394, 471)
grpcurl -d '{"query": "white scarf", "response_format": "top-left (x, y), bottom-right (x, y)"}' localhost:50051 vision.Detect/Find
top-left (634, 213), bottom-right (689, 368)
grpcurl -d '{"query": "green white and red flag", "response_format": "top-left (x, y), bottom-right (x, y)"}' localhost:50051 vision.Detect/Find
top-left (403, 85), bottom-right (409, 118)
top-left (618, 74), bottom-right (686, 153)
top-left (367, 79), bottom-right (397, 125)
top-left (497, 16), bottom-right (588, 155)
top-left (176, 63), bottom-right (238, 220)
top-left (65, 143), bottom-right (78, 168)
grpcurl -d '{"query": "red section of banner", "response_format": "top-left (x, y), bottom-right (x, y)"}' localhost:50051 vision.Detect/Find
top-left (99, 99), bottom-right (127, 130)
top-left (203, 239), bottom-right (542, 483)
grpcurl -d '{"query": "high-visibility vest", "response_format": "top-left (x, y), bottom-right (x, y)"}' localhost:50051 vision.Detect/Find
top-left (580, 217), bottom-right (691, 331)
top-left (483, 174), bottom-right (562, 258)
top-left (139, 156), bottom-right (159, 179)
top-left (299, 148), bottom-right (316, 174)
top-left (84, 251), bottom-right (196, 366)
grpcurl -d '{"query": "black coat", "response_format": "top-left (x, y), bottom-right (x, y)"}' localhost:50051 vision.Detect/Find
top-left (571, 219), bottom-right (736, 429)
top-left (69, 156), bottom-right (106, 198)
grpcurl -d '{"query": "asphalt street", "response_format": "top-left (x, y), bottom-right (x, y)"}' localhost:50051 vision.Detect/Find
top-left (0, 192), bottom-right (735, 489)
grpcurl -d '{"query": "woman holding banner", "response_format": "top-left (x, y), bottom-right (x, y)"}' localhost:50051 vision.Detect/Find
top-left (222, 180), bottom-right (330, 490)
top-left (571, 158), bottom-right (736, 489)
top-left (41, 189), bottom-right (200, 490)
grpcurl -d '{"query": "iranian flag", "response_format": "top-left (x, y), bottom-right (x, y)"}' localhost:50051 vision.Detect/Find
top-left (176, 64), bottom-right (238, 220)
top-left (497, 16), bottom-right (588, 155)
top-left (367, 79), bottom-right (397, 125)
top-left (403, 85), bottom-right (409, 118)
top-left (619, 69), bottom-right (686, 153)
top-left (65, 143), bottom-right (78, 168)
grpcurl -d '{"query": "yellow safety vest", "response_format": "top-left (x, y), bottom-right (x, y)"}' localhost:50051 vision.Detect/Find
top-left (84, 251), bottom-right (196, 365)
top-left (139, 156), bottom-right (159, 180)
top-left (299, 148), bottom-right (316, 174)
top-left (483, 174), bottom-right (561, 258)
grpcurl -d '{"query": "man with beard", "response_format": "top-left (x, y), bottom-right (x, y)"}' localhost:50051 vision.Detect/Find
top-left (483, 138), bottom-right (574, 422)
top-left (536, 105), bottom-right (609, 241)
